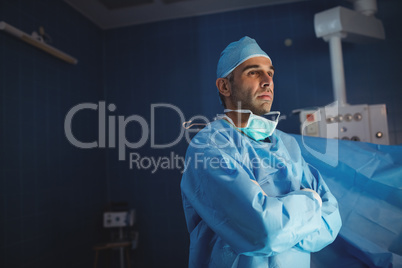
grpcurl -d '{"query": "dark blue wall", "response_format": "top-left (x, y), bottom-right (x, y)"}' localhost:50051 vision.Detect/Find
top-left (1, 0), bottom-right (402, 267)
top-left (0, 0), bottom-right (107, 267)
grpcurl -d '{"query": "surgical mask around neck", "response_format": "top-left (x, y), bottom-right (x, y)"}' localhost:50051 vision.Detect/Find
top-left (222, 109), bottom-right (280, 141)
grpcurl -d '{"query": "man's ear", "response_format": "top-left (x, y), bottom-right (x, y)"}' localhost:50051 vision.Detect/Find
top-left (216, 78), bottom-right (231, 97)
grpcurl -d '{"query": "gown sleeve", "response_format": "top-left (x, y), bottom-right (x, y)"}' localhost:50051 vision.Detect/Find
top-left (295, 159), bottom-right (342, 252)
top-left (181, 134), bottom-right (327, 257)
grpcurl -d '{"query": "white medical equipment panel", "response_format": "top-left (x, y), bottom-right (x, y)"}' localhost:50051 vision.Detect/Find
top-left (300, 104), bottom-right (389, 145)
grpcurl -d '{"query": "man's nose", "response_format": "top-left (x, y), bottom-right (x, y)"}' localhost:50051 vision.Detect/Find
top-left (260, 73), bottom-right (273, 88)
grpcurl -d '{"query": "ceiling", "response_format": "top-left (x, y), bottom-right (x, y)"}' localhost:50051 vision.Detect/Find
top-left (64, 0), bottom-right (308, 29)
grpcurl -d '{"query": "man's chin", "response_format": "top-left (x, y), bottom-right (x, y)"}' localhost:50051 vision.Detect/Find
top-left (254, 105), bottom-right (272, 115)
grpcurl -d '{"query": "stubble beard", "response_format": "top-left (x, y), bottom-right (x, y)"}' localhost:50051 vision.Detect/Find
top-left (230, 81), bottom-right (273, 115)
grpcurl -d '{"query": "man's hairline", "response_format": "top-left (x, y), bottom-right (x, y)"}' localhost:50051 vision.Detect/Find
top-left (240, 64), bottom-right (275, 73)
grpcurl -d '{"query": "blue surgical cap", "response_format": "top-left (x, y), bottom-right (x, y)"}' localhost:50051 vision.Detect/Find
top-left (216, 36), bottom-right (271, 79)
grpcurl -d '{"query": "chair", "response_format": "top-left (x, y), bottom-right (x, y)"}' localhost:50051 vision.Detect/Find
top-left (93, 202), bottom-right (138, 268)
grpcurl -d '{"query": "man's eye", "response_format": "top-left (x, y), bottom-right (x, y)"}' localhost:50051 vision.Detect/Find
top-left (248, 71), bottom-right (257, 76)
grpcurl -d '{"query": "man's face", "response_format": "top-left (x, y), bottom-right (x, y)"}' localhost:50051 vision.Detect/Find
top-left (228, 57), bottom-right (274, 115)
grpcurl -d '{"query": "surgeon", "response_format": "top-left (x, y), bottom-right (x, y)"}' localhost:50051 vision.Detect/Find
top-left (180, 36), bottom-right (342, 267)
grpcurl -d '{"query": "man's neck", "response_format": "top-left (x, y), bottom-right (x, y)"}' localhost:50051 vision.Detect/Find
top-left (225, 111), bottom-right (250, 128)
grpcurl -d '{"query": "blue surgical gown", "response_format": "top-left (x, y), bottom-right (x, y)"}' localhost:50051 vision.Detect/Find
top-left (181, 119), bottom-right (342, 267)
